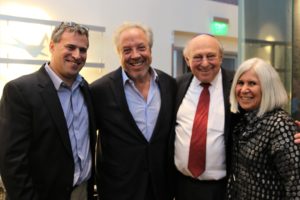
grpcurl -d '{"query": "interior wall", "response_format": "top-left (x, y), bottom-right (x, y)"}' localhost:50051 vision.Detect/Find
top-left (0, 0), bottom-right (238, 78)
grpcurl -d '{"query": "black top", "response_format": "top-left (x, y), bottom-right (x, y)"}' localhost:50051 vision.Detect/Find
top-left (227, 108), bottom-right (300, 199)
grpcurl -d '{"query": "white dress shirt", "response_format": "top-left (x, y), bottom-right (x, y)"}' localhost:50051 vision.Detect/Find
top-left (175, 70), bottom-right (226, 180)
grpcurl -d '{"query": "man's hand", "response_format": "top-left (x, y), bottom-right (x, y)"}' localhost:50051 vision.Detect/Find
top-left (295, 121), bottom-right (300, 144)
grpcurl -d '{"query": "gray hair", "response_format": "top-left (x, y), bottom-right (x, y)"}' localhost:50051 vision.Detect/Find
top-left (51, 22), bottom-right (89, 46)
top-left (113, 22), bottom-right (153, 54)
top-left (230, 57), bottom-right (288, 117)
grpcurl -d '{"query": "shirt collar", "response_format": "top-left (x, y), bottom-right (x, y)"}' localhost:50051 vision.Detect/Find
top-left (192, 68), bottom-right (222, 88)
top-left (44, 63), bottom-right (83, 90)
top-left (121, 67), bottom-right (159, 86)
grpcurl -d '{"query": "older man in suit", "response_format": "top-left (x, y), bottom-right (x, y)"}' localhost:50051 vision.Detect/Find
top-left (0, 22), bottom-right (96, 200)
top-left (90, 22), bottom-right (176, 200)
top-left (174, 34), bottom-right (234, 200)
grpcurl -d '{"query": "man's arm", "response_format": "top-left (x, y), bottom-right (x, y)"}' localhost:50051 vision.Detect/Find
top-left (0, 82), bottom-right (38, 200)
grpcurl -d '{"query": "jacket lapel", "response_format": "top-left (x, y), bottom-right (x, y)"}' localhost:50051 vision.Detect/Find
top-left (175, 73), bottom-right (193, 112)
top-left (149, 71), bottom-right (166, 142)
top-left (37, 66), bottom-right (73, 157)
top-left (221, 68), bottom-right (234, 143)
top-left (109, 67), bottom-right (146, 141)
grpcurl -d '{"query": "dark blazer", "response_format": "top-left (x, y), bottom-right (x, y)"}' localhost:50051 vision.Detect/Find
top-left (0, 65), bottom-right (96, 200)
top-left (90, 67), bottom-right (176, 200)
top-left (175, 68), bottom-right (234, 174)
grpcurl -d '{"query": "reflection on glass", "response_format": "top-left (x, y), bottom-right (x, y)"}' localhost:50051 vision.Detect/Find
top-left (0, 15), bottom-right (105, 98)
top-left (239, 0), bottom-right (293, 113)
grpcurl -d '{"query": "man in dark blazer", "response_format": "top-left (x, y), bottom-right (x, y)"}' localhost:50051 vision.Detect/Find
top-left (90, 22), bottom-right (176, 200)
top-left (0, 22), bottom-right (96, 200)
top-left (174, 34), bottom-right (235, 200)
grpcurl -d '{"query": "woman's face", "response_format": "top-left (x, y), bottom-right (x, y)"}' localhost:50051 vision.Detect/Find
top-left (235, 68), bottom-right (262, 111)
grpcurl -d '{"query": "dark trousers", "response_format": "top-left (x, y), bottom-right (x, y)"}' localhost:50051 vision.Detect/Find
top-left (175, 172), bottom-right (227, 200)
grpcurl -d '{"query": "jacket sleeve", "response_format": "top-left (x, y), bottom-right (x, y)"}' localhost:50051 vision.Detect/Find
top-left (270, 115), bottom-right (300, 199)
top-left (0, 82), bottom-right (39, 200)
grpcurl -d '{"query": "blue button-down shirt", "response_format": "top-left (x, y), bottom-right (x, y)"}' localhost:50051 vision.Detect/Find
top-left (122, 68), bottom-right (161, 141)
top-left (45, 63), bottom-right (91, 186)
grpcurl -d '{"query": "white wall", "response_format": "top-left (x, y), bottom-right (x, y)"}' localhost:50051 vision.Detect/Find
top-left (0, 0), bottom-right (238, 77)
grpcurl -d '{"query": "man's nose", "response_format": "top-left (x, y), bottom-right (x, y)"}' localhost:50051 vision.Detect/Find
top-left (72, 48), bottom-right (81, 58)
top-left (201, 57), bottom-right (210, 66)
top-left (131, 49), bottom-right (141, 58)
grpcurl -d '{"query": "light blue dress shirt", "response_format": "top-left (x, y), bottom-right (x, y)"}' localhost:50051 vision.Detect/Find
top-left (122, 68), bottom-right (161, 141)
top-left (45, 64), bottom-right (91, 186)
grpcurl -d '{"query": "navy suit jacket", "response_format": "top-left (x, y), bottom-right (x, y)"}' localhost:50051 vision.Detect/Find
top-left (0, 65), bottom-right (96, 200)
top-left (90, 67), bottom-right (176, 200)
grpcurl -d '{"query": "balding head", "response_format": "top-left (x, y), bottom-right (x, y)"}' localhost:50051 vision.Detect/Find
top-left (183, 34), bottom-right (224, 83)
top-left (184, 34), bottom-right (223, 59)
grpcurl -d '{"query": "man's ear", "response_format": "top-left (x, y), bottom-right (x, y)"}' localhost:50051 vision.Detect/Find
top-left (49, 40), bottom-right (54, 53)
top-left (219, 54), bottom-right (223, 65)
top-left (184, 56), bottom-right (190, 67)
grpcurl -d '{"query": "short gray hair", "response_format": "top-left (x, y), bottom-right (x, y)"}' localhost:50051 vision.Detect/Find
top-left (51, 22), bottom-right (89, 46)
top-left (113, 22), bottom-right (153, 54)
top-left (230, 57), bottom-right (288, 117)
